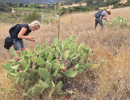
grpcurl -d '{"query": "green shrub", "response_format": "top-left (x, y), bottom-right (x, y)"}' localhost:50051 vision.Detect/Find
top-left (104, 16), bottom-right (130, 28)
top-left (1, 36), bottom-right (95, 98)
top-left (23, 10), bottom-right (41, 23)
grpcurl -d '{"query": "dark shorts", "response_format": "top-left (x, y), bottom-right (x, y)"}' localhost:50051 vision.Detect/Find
top-left (13, 39), bottom-right (25, 50)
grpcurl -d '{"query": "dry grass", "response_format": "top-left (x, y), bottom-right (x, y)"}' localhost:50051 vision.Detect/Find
top-left (62, 3), bottom-right (87, 8)
top-left (1, 7), bottom-right (130, 100)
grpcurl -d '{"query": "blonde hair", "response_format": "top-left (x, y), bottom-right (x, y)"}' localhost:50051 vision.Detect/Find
top-left (29, 20), bottom-right (40, 29)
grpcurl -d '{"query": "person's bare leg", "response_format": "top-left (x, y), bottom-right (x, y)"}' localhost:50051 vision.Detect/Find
top-left (21, 48), bottom-right (25, 52)
top-left (15, 50), bottom-right (21, 57)
top-left (15, 48), bottom-right (25, 57)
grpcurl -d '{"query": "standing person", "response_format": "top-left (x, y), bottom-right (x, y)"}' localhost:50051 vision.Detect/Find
top-left (94, 9), bottom-right (112, 30)
top-left (10, 20), bottom-right (40, 57)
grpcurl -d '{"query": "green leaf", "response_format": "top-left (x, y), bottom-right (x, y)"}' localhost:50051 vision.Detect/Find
top-left (24, 49), bottom-right (32, 56)
top-left (47, 53), bottom-right (53, 63)
top-left (70, 35), bottom-right (76, 41)
top-left (63, 69), bottom-right (77, 77)
top-left (78, 69), bottom-right (83, 74)
top-left (55, 52), bottom-right (59, 58)
top-left (33, 57), bottom-right (45, 65)
top-left (54, 37), bottom-right (59, 46)
top-left (35, 45), bottom-right (41, 51)
top-left (10, 65), bottom-right (18, 69)
top-left (28, 88), bottom-right (33, 96)
top-left (64, 50), bottom-right (70, 60)
top-left (46, 40), bottom-right (48, 47)
top-left (45, 78), bottom-right (50, 84)
top-left (51, 59), bottom-right (58, 65)
top-left (10, 47), bottom-right (18, 57)
top-left (19, 59), bottom-right (28, 70)
top-left (50, 81), bottom-right (55, 88)
top-left (83, 48), bottom-right (89, 55)
top-left (39, 80), bottom-right (50, 88)
top-left (39, 50), bottom-right (46, 58)
top-left (23, 55), bottom-right (30, 61)
top-left (33, 85), bottom-right (44, 96)
top-left (68, 44), bottom-right (73, 50)
top-left (56, 81), bottom-right (62, 93)
top-left (58, 91), bottom-right (69, 95)
top-left (2, 64), bottom-right (11, 71)
top-left (56, 47), bottom-right (61, 53)
top-left (46, 63), bottom-right (52, 73)
top-left (56, 64), bottom-right (60, 70)
top-left (0, 88), bottom-right (15, 92)
top-left (38, 68), bottom-right (51, 79)
top-left (17, 71), bottom-right (30, 79)
top-left (7, 71), bottom-right (17, 77)
top-left (30, 70), bottom-right (38, 81)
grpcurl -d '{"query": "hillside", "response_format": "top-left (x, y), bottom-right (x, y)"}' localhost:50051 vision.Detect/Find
top-left (60, 0), bottom-right (121, 6)
top-left (0, 0), bottom-right (59, 4)
top-left (1, 7), bottom-right (130, 100)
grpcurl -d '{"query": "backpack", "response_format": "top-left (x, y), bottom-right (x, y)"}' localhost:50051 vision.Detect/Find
top-left (94, 10), bottom-right (103, 18)
top-left (4, 37), bottom-right (14, 50)
top-left (9, 24), bottom-right (19, 37)
top-left (4, 24), bottom-right (18, 50)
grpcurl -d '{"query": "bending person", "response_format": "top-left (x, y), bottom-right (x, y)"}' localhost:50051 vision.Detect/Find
top-left (94, 9), bottom-right (112, 30)
top-left (10, 20), bottom-right (40, 57)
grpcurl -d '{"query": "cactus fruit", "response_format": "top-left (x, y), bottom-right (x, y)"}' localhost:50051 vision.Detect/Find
top-left (73, 66), bottom-right (75, 70)
top-left (64, 60), bottom-right (67, 63)
top-left (64, 67), bottom-right (67, 72)
top-left (33, 62), bottom-right (37, 65)
top-left (92, 50), bottom-right (95, 53)
top-left (17, 69), bottom-right (19, 72)
top-left (15, 58), bottom-right (20, 61)
top-left (66, 96), bottom-right (69, 99)
top-left (37, 54), bottom-right (39, 57)
top-left (19, 64), bottom-right (22, 67)
top-left (59, 59), bottom-right (62, 62)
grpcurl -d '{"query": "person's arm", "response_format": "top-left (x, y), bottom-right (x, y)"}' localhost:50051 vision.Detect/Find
top-left (18, 27), bottom-right (34, 39)
top-left (25, 38), bottom-right (36, 42)
top-left (104, 17), bottom-right (112, 25)
top-left (24, 34), bottom-right (36, 42)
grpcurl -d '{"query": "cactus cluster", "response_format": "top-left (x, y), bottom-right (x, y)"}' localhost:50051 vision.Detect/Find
top-left (2, 36), bottom-right (94, 97)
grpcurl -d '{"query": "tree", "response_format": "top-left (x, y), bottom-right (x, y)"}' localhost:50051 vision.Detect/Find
top-left (29, 3), bottom-right (35, 8)
top-left (19, 3), bottom-right (24, 7)
top-left (0, 1), bottom-right (11, 12)
top-left (25, 4), bottom-right (28, 7)
top-left (23, 10), bottom-right (41, 22)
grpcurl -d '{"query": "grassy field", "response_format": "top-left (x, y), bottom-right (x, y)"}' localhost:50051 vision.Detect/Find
top-left (0, 7), bottom-right (130, 100)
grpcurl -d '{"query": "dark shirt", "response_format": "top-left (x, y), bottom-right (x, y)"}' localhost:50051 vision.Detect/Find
top-left (11, 24), bottom-right (31, 40)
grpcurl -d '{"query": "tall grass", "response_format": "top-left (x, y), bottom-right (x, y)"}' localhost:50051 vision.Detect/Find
top-left (0, 7), bottom-right (130, 100)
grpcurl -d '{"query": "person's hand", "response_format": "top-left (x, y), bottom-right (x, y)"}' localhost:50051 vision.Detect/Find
top-left (30, 39), bottom-right (36, 42)
top-left (29, 36), bottom-right (35, 39)
top-left (110, 23), bottom-right (112, 25)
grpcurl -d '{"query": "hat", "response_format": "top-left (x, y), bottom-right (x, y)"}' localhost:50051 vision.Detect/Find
top-left (106, 9), bottom-right (111, 15)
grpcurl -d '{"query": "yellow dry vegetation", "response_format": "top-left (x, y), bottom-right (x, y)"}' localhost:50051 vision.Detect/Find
top-left (62, 3), bottom-right (87, 8)
top-left (0, 7), bottom-right (130, 100)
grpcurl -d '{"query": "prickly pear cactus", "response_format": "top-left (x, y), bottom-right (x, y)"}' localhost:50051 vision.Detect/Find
top-left (1, 36), bottom-right (95, 97)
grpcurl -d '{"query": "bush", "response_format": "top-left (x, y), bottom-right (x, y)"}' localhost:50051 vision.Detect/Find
top-left (60, 6), bottom-right (91, 16)
top-left (2, 36), bottom-right (95, 98)
top-left (23, 10), bottom-right (41, 23)
top-left (104, 16), bottom-right (130, 28)
top-left (0, 1), bottom-right (11, 12)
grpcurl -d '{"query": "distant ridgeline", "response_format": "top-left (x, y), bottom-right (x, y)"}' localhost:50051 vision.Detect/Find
top-left (60, 0), bottom-right (125, 7)
top-left (0, 0), bottom-right (59, 4)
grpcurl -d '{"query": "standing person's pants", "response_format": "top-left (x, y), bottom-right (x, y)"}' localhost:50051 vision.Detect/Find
top-left (94, 18), bottom-right (103, 29)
